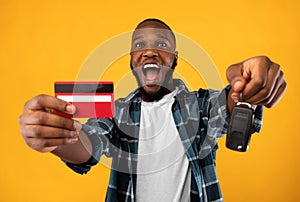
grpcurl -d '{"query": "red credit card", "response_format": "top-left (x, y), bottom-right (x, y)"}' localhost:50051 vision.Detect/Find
top-left (54, 81), bottom-right (114, 118)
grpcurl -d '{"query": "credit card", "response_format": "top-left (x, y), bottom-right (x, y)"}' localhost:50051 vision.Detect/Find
top-left (54, 81), bottom-right (114, 118)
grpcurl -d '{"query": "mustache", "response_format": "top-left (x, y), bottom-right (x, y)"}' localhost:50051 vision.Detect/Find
top-left (130, 58), bottom-right (178, 70)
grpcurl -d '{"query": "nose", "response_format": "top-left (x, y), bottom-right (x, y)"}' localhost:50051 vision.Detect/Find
top-left (142, 48), bottom-right (158, 58)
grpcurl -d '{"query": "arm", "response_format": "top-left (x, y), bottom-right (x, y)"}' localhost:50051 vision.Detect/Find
top-left (51, 130), bottom-right (92, 164)
top-left (19, 94), bottom-right (91, 164)
top-left (226, 56), bottom-right (287, 112)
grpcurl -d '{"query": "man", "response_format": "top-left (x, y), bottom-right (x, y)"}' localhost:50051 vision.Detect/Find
top-left (19, 18), bottom-right (286, 201)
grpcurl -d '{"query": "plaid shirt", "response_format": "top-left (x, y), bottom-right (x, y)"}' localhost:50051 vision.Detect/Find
top-left (65, 79), bottom-right (263, 202)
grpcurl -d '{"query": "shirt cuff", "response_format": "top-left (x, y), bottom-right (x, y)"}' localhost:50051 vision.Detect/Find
top-left (252, 105), bottom-right (263, 133)
top-left (207, 86), bottom-right (230, 138)
top-left (207, 85), bottom-right (263, 138)
top-left (62, 123), bottom-right (103, 175)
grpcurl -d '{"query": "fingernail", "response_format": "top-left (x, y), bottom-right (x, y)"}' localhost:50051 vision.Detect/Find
top-left (73, 121), bottom-right (82, 131)
top-left (66, 104), bottom-right (76, 114)
top-left (70, 131), bottom-right (78, 137)
top-left (231, 94), bottom-right (240, 103)
top-left (234, 80), bottom-right (242, 89)
top-left (67, 137), bottom-right (78, 144)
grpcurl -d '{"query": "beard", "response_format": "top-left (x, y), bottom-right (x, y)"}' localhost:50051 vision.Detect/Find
top-left (140, 85), bottom-right (172, 102)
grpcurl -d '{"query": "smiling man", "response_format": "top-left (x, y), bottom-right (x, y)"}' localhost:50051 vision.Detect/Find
top-left (130, 20), bottom-right (178, 102)
top-left (19, 18), bottom-right (286, 202)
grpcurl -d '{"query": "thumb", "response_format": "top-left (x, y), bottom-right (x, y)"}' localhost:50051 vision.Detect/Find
top-left (226, 64), bottom-right (247, 102)
top-left (25, 95), bottom-right (77, 115)
top-left (232, 80), bottom-right (245, 93)
top-left (230, 80), bottom-right (246, 102)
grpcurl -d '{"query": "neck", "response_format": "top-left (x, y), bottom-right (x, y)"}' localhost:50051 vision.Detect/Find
top-left (141, 79), bottom-right (174, 102)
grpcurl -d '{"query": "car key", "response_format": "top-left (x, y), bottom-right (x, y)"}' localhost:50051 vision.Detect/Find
top-left (226, 101), bottom-right (254, 152)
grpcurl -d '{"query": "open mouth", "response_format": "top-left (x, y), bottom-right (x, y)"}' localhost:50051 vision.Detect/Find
top-left (142, 64), bottom-right (161, 75)
top-left (142, 64), bottom-right (161, 85)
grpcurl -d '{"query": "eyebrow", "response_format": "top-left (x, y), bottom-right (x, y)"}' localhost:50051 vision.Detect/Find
top-left (132, 33), bottom-right (173, 44)
top-left (132, 35), bottom-right (143, 42)
top-left (156, 34), bottom-right (172, 42)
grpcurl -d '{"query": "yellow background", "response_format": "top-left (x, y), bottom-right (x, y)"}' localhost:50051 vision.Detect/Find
top-left (1, 0), bottom-right (299, 201)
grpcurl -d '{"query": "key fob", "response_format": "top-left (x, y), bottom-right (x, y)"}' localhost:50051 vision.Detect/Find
top-left (226, 102), bottom-right (254, 152)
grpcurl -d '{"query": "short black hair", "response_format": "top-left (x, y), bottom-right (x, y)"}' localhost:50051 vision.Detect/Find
top-left (135, 18), bottom-right (176, 44)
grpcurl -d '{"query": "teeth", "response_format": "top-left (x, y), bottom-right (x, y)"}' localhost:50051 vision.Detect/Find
top-left (143, 64), bottom-right (160, 69)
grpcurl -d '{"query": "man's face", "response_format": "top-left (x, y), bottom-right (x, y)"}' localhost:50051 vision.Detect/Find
top-left (130, 21), bottom-right (178, 97)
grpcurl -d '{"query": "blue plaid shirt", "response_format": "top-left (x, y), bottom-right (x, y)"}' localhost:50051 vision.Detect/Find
top-left (65, 79), bottom-right (263, 202)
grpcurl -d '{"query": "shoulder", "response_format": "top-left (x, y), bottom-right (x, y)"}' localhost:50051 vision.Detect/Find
top-left (174, 79), bottom-right (220, 101)
top-left (115, 87), bottom-right (141, 104)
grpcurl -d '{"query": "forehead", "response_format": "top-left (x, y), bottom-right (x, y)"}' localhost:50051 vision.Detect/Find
top-left (132, 28), bottom-right (173, 40)
top-left (132, 21), bottom-right (175, 42)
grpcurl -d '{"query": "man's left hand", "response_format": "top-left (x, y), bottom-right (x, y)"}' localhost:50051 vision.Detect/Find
top-left (226, 56), bottom-right (287, 111)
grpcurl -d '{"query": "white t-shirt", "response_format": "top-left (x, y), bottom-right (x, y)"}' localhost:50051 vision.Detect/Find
top-left (136, 89), bottom-right (191, 202)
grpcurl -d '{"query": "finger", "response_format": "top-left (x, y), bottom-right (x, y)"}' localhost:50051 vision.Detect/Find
top-left (241, 56), bottom-right (270, 100)
top-left (255, 72), bottom-right (286, 108)
top-left (249, 69), bottom-right (283, 105)
top-left (21, 124), bottom-right (78, 139)
top-left (24, 94), bottom-right (76, 115)
top-left (264, 80), bottom-right (287, 108)
top-left (244, 63), bottom-right (281, 103)
top-left (20, 110), bottom-right (80, 131)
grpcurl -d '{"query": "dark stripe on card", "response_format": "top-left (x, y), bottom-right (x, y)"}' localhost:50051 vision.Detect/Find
top-left (55, 83), bottom-right (113, 93)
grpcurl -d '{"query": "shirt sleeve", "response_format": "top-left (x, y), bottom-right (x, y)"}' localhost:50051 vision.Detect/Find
top-left (62, 118), bottom-right (115, 175)
top-left (206, 85), bottom-right (263, 139)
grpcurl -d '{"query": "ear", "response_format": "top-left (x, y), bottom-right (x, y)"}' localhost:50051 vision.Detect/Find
top-left (171, 51), bottom-right (178, 69)
top-left (174, 51), bottom-right (178, 58)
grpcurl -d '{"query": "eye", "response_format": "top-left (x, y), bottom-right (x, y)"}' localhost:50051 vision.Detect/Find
top-left (134, 42), bottom-right (145, 49)
top-left (156, 41), bottom-right (168, 48)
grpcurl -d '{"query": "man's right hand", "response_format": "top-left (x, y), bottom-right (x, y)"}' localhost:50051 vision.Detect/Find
top-left (18, 94), bottom-right (82, 153)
